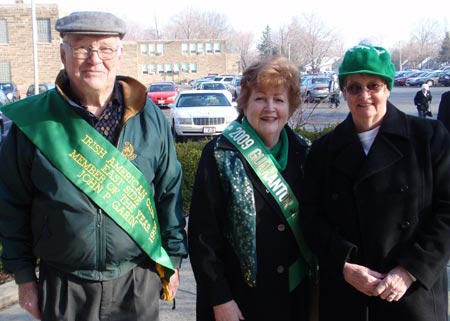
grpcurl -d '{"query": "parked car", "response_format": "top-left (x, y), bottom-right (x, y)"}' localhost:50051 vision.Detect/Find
top-left (0, 82), bottom-right (20, 101)
top-left (227, 76), bottom-right (241, 101)
top-left (438, 71), bottom-right (450, 86)
top-left (300, 76), bottom-right (330, 102)
top-left (415, 70), bottom-right (443, 87)
top-left (196, 81), bottom-right (232, 102)
top-left (26, 82), bottom-right (55, 97)
top-left (146, 81), bottom-right (178, 108)
top-left (0, 89), bottom-right (12, 143)
top-left (192, 78), bottom-right (211, 90)
top-left (0, 89), bottom-right (11, 106)
top-left (405, 71), bottom-right (431, 86)
top-left (394, 71), bottom-right (422, 86)
top-left (169, 90), bottom-right (238, 142)
top-left (213, 75), bottom-right (235, 87)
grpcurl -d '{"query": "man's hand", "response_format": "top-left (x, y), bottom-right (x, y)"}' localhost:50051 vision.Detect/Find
top-left (373, 266), bottom-right (414, 302)
top-left (213, 300), bottom-right (245, 321)
top-left (18, 281), bottom-right (41, 320)
top-left (168, 268), bottom-right (180, 298)
top-left (343, 262), bottom-right (385, 296)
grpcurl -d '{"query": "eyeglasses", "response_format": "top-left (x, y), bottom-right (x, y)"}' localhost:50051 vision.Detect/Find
top-left (63, 43), bottom-right (120, 61)
top-left (344, 82), bottom-right (385, 96)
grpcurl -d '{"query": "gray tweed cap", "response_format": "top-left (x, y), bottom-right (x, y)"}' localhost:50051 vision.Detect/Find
top-left (55, 11), bottom-right (127, 39)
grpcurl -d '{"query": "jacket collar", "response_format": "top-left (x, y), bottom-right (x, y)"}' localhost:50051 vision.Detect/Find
top-left (55, 70), bottom-right (147, 123)
top-left (329, 102), bottom-right (409, 181)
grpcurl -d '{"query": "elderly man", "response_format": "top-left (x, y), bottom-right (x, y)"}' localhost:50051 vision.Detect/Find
top-left (0, 11), bottom-right (187, 321)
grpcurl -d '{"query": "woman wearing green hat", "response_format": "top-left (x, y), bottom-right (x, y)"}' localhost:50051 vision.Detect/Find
top-left (301, 44), bottom-right (450, 321)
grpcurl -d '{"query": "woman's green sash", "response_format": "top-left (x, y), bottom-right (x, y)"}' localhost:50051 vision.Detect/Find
top-left (222, 121), bottom-right (315, 291)
top-left (2, 90), bottom-right (174, 282)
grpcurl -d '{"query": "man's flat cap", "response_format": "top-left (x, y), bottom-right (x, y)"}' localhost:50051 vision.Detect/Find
top-left (55, 11), bottom-right (127, 39)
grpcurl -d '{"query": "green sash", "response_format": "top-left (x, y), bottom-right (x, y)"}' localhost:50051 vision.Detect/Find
top-left (2, 90), bottom-right (174, 283)
top-left (222, 120), bottom-right (315, 291)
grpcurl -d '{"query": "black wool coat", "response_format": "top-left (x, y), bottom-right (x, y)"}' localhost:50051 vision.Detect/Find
top-left (188, 126), bottom-right (312, 321)
top-left (301, 103), bottom-right (450, 321)
top-left (414, 89), bottom-right (432, 111)
top-left (437, 90), bottom-right (450, 134)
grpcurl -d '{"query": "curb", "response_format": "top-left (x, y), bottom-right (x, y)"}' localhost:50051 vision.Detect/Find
top-left (0, 280), bottom-right (18, 311)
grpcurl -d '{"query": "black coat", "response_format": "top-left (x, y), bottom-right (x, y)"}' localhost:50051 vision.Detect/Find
top-left (414, 89), bottom-right (432, 111)
top-left (437, 90), bottom-right (450, 134)
top-left (188, 126), bottom-right (311, 321)
top-left (301, 103), bottom-right (450, 321)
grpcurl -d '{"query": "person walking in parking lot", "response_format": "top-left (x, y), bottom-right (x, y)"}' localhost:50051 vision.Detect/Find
top-left (328, 73), bottom-right (340, 109)
top-left (437, 90), bottom-right (450, 133)
top-left (414, 83), bottom-right (432, 117)
top-left (301, 44), bottom-right (450, 321)
top-left (0, 11), bottom-right (187, 320)
top-left (189, 56), bottom-right (317, 321)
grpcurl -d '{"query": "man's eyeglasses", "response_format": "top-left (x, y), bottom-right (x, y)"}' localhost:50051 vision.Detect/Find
top-left (344, 82), bottom-right (385, 96)
top-left (63, 43), bottom-right (120, 61)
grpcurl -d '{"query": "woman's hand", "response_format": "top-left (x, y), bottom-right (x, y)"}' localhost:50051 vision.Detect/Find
top-left (343, 262), bottom-right (385, 296)
top-left (373, 265), bottom-right (414, 302)
top-left (213, 300), bottom-right (245, 321)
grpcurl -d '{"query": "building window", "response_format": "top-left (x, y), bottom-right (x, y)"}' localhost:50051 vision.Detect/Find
top-left (181, 43), bottom-right (188, 55)
top-left (206, 43), bottom-right (213, 54)
top-left (157, 64), bottom-right (164, 74)
top-left (142, 64), bottom-right (148, 74)
top-left (156, 43), bottom-right (164, 55)
top-left (0, 61), bottom-right (11, 82)
top-left (181, 63), bottom-right (189, 73)
top-left (149, 64), bottom-right (156, 75)
top-left (165, 63), bottom-right (173, 74)
top-left (173, 63), bottom-right (180, 74)
top-left (0, 19), bottom-right (9, 44)
top-left (189, 63), bottom-right (197, 73)
top-left (37, 19), bottom-right (51, 43)
top-left (213, 43), bottom-right (221, 53)
top-left (197, 43), bottom-right (204, 54)
top-left (149, 43), bottom-right (156, 55)
top-left (140, 44), bottom-right (148, 55)
top-left (189, 43), bottom-right (196, 54)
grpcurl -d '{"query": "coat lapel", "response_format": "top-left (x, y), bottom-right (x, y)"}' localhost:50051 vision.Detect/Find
top-left (330, 103), bottom-right (410, 183)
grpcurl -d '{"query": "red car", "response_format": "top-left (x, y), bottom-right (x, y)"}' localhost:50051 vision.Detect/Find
top-left (147, 82), bottom-right (178, 108)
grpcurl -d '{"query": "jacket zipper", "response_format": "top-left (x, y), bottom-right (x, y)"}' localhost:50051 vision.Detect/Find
top-left (97, 208), bottom-right (106, 280)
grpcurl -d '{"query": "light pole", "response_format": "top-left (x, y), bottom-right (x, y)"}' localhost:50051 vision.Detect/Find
top-left (31, 0), bottom-right (39, 95)
top-left (288, 42), bottom-right (291, 61)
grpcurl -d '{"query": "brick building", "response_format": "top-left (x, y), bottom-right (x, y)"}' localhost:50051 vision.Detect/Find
top-left (0, 0), bottom-right (240, 96)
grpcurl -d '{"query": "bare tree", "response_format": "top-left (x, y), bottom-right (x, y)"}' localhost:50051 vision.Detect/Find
top-left (164, 7), bottom-right (232, 40)
top-left (404, 18), bottom-right (441, 68)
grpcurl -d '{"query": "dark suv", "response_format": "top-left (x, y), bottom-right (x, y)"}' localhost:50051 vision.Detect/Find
top-left (26, 82), bottom-right (55, 97)
top-left (0, 82), bottom-right (21, 101)
top-left (438, 72), bottom-right (450, 86)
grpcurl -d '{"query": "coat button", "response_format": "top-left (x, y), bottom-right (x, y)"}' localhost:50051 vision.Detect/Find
top-left (400, 185), bottom-right (409, 192)
top-left (399, 221), bottom-right (411, 229)
top-left (277, 224), bottom-right (286, 232)
top-left (276, 265), bottom-right (285, 274)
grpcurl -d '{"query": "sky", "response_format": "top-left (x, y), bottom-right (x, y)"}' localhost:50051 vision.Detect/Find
top-left (4, 0), bottom-right (449, 49)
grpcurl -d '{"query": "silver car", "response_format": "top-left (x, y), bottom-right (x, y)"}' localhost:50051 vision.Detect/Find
top-left (301, 76), bottom-right (331, 103)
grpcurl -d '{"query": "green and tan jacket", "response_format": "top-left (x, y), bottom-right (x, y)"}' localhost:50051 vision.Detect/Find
top-left (0, 71), bottom-right (187, 284)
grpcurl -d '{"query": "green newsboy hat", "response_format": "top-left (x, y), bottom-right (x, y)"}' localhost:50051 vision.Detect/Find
top-left (55, 11), bottom-right (127, 39)
top-left (338, 44), bottom-right (396, 90)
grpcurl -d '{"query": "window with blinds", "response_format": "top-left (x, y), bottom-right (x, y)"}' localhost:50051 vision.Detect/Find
top-left (0, 19), bottom-right (8, 44)
top-left (37, 19), bottom-right (51, 43)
